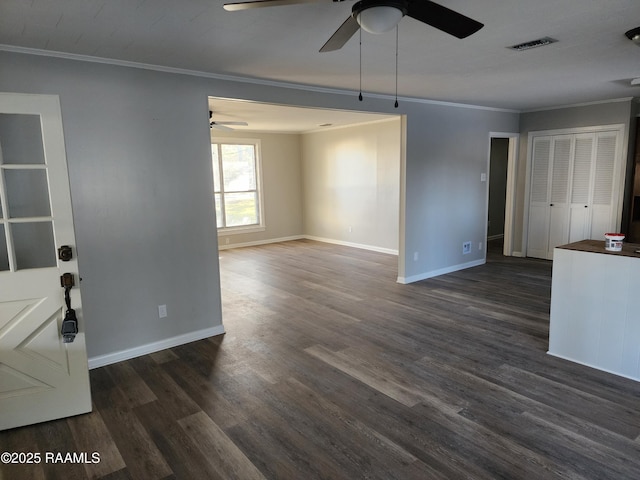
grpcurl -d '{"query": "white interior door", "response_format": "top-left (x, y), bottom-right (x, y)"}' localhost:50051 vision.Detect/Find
top-left (0, 93), bottom-right (91, 431)
top-left (547, 136), bottom-right (572, 259)
top-left (526, 136), bottom-right (552, 259)
top-left (590, 131), bottom-right (619, 238)
top-left (568, 134), bottom-right (594, 243)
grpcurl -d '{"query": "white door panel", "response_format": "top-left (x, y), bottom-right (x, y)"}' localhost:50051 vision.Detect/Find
top-left (568, 206), bottom-right (589, 243)
top-left (527, 204), bottom-right (550, 259)
top-left (0, 93), bottom-right (91, 431)
top-left (548, 205), bottom-right (569, 259)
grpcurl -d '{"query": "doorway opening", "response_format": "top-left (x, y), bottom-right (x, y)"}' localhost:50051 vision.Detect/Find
top-left (207, 97), bottom-right (405, 268)
top-left (487, 132), bottom-right (519, 257)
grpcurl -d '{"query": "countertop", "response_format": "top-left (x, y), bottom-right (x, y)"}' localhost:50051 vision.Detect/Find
top-left (556, 239), bottom-right (640, 259)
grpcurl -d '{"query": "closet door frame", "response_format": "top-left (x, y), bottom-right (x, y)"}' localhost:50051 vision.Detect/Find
top-left (522, 123), bottom-right (627, 258)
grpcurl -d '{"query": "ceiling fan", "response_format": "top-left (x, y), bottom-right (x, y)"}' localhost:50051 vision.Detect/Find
top-left (223, 0), bottom-right (483, 52)
top-left (209, 111), bottom-right (249, 131)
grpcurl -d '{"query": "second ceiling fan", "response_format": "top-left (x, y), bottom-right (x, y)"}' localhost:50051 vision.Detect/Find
top-left (223, 0), bottom-right (484, 51)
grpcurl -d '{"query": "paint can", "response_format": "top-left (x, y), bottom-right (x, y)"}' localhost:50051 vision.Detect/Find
top-left (604, 233), bottom-right (625, 252)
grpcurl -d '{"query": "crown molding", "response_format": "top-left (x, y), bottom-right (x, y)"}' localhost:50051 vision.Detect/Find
top-left (0, 44), bottom-right (518, 114)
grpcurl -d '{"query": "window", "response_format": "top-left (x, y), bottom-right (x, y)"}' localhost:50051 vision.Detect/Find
top-left (211, 139), bottom-right (264, 232)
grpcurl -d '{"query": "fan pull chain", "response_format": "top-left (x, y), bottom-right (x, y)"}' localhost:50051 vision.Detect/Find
top-left (358, 28), bottom-right (363, 101)
top-left (394, 25), bottom-right (399, 108)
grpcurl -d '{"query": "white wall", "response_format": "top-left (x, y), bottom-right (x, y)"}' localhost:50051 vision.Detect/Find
top-left (210, 130), bottom-right (304, 248)
top-left (301, 119), bottom-right (401, 253)
top-left (0, 49), bottom-right (519, 361)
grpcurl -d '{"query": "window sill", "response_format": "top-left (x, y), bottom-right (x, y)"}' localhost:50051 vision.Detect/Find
top-left (218, 225), bottom-right (266, 236)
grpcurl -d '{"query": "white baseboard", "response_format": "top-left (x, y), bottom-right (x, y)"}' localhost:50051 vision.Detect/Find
top-left (218, 234), bottom-right (399, 256)
top-left (303, 235), bottom-right (398, 256)
top-left (218, 235), bottom-right (304, 250)
top-left (397, 258), bottom-right (486, 284)
top-left (88, 324), bottom-right (226, 369)
top-left (511, 251), bottom-right (524, 257)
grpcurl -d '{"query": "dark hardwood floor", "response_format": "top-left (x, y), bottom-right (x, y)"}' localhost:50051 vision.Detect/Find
top-left (3, 239), bottom-right (640, 479)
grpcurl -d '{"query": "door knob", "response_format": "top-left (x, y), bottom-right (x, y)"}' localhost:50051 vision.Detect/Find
top-left (58, 245), bottom-right (73, 262)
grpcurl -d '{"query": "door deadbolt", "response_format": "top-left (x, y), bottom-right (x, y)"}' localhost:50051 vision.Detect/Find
top-left (58, 245), bottom-right (73, 262)
top-left (60, 273), bottom-right (75, 288)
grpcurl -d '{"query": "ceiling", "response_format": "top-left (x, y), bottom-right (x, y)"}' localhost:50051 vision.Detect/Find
top-left (208, 97), bottom-right (398, 133)
top-left (1, 0), bottom-right (640, 116)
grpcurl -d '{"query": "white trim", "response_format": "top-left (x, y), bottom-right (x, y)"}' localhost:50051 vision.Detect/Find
top-left (397, 259), bottom-right (485, 284)
top-left (511, 251), bottom-right (524, 257)
top-left (88, 325), bottom-right (225, 369)
top-left (1, 45), bottom-right (633, 115)
top-left (212, 138), bottom-right (265, 232)
top-left (218, 235), bottom-right (304, 250)
top-left (487, 132), bottom-right (519, 257)
top-left (522, 97), bottom-right (634, 114)
top-left (304, 236), bottom-right (398, 255)
top-left (0, 44), bottom-right (516, 113)
top-left (217, 234), bottom-right (398, 254)
top-left (524, 124), bottom-right (626, 137)
top-left (218, 225), bottom-right (266, 236)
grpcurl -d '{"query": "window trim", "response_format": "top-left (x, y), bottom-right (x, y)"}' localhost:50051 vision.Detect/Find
top-left (212, 137), bottom-right (265, 235)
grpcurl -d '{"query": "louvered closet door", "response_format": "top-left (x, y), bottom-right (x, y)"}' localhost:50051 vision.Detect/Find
top-left (547, 136), bottom-right (573, 258)
top-left (527, 127), bottom-right (623, 260)
top-left (590, 132), bottom-right (618, 238)
top-left (568, 134), bottom-right (594, 243)
top-left (527, 137), bottom-right (552, 259)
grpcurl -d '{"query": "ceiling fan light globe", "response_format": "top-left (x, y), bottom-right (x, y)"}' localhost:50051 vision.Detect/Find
top-left (357, 6), bottom-right (403, 34)
top-left (625, 27), bottom-right (640, 45)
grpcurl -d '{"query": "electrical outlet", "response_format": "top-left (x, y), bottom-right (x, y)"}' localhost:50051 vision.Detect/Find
top-left (348, 226), bottom-right (353, 233)
top-left (463, 241), bottom-right (472, 254)
top-left (158, 304), bottom-right (167, 318)
top-left (413, 251), bottom-right (419, 261)
top-left (479, 242), bottom-right (483, 251)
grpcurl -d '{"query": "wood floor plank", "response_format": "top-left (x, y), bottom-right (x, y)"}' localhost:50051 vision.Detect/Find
top-left (66, 408), bottom-right (126, 479)
top-left (4, 239), bottom-right (640, 479)
top-left (98, 405), bottom-right (172, 480)
top-left (177, 411), bottom-right (265, 480)
top-left (0, 426), bottom-right (46, 480)
top-left (133, 401), bottom-right (221, 480)
top-left (304, 344), bottom-right (427, 408)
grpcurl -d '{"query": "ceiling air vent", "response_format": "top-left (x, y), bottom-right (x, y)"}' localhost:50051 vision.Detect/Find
top-left (508, 37), bottom-right (557, 51)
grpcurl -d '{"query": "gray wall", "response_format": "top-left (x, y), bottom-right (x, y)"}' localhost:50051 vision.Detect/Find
top-left (400, 104), bottom-right (519, 281)
top-left (0, 52), bottom-right (224, 359)
top-left (0, 49), bottom-right (519, 359)
top-left (301, 119), bottom-right (401, 252)
top-left (516, 100), bottom-right (635, 252)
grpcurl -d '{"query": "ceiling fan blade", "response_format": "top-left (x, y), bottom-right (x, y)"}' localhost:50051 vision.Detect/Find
top-left (406, 0), bottom-right (483, 39)
top-left (211, 123), bottom-right (235, 131)
top-left (320, 15), bottom-right (360, 52)
top-left (224, 0), bottom-right (321, 12)
top-left (216, 121), bottom-right (249, 126)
